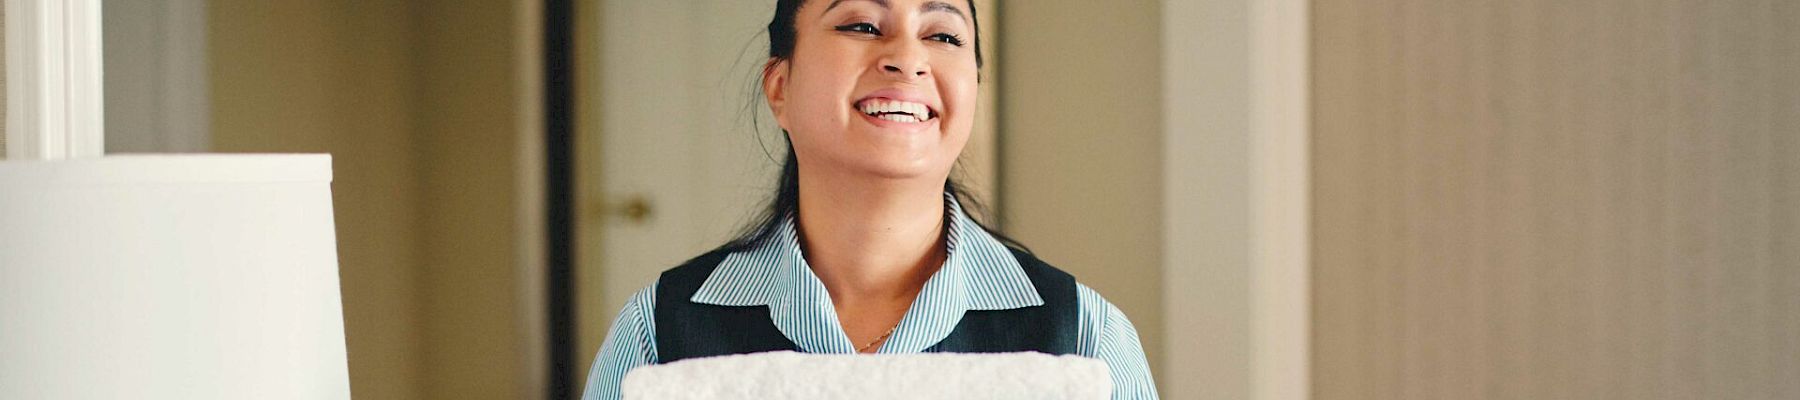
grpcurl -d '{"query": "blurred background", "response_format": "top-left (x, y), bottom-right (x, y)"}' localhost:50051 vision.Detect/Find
top-left (11, 0), bottom-right (1789, 399)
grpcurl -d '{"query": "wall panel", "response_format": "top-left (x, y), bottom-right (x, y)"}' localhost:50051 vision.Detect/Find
top-left (1311, 0), bottom-right (1800, 398)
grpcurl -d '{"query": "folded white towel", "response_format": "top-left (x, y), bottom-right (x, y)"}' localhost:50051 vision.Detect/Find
top-left (622, 351), bottom-right (1112, 400)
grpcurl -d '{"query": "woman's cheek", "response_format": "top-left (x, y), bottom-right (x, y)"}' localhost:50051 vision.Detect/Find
top-left (942, 79), bottom-right (979, 131)
top-left (790, 72), bottom-right (848, 132)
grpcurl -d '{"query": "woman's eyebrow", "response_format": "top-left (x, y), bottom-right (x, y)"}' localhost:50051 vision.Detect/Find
top-left (824, 0), bottom-right (969, 24)
top-left (824, 0), bottom-right (887, 13)
top-left (919, 1), bottom-right (968, 23)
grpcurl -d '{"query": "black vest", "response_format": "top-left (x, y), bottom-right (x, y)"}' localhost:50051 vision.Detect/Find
top-left (653, 247), bottom-right (1079, 364)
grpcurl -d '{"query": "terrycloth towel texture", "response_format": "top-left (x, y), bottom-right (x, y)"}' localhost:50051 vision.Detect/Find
top-left (622, 351), bottom-right (1112, 399)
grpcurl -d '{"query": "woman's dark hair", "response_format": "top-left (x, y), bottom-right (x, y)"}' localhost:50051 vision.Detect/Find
top-left (722, 0), bottom-right (1027, 253)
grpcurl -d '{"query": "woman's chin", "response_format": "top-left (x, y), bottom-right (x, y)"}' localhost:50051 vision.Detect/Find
top-left (796, 129), bottom-right (964, 183)
top-left (835, 156), bottom-right (948, 181)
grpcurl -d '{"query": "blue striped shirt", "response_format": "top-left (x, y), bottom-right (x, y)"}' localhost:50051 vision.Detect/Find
top-left (581, 195), bottom-right (1158, 399)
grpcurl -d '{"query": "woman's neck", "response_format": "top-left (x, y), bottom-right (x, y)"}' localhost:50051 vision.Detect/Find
top-left (794, 168), bottom-right (948, 306)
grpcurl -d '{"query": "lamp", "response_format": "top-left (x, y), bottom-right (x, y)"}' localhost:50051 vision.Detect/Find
top-left (0, 154), bottom-right (351, 399)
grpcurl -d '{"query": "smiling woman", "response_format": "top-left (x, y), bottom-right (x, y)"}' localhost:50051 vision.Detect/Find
top-left (579, 1), bottom-right (1158, 399)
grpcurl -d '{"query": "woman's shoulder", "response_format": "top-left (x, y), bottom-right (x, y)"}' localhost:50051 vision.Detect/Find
top-left (631, 246), bottom-right (745, 311)
top-left (608, 248), bottom-right (735, 316)
top-left (658, 246), bottom-right (736, 284)
top-left (1004, 249), bottom-right (1126, 318)
top-left (1000, 247), bottom-right (1078, 284)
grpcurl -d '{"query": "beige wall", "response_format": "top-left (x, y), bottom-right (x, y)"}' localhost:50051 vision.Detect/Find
top-left (1312, 0), bottom-right (1800, 398)
top-left (416, 1), bottom-right (531, 399)
top-left (998, 0), bottom-right (1166, 385)
top-left (210, 1), bottom-right (533, 399)
top-left (209, 2), bottom-right (423, 398)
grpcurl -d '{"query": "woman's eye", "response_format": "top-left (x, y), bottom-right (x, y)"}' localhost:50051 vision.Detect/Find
top-left (927, 33), bottom-right (966, 47)
top-left (834, 23), bottom-right (880, 35)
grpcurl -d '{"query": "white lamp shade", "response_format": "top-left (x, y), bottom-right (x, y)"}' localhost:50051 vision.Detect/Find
top-left (0, 155), bottom-right (351, 399)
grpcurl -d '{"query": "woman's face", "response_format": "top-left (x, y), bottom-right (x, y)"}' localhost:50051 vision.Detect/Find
top-left (765, 0), bottom-right (979, 182)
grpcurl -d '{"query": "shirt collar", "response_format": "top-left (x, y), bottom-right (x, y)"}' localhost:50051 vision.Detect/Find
top-left (689, 193), bottom-right (1044, 353)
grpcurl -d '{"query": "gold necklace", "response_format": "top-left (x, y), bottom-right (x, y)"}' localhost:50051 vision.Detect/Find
top-left (857, 325), bottom-right (899, 353)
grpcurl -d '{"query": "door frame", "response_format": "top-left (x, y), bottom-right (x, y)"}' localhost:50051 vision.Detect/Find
top-left (99, 0), bottom-right (210, 154)
top-left (539, 0), bottom-right (572, 398)
top-left (1161, 0), bottom-right (1310, 399)
top-left (5, 0), bottom-right (105, 159)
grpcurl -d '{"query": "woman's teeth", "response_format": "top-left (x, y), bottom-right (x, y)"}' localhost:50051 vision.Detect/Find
top-left (858, 99), bottom-right (933, 123)
top-left (877, 113), bottom-right (921, 123)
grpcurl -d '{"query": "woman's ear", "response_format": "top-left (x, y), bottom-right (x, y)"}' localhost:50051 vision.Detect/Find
top-left (762, 58), bottom-right (790, 127)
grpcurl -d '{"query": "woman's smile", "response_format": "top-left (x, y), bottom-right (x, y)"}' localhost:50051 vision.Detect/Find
top-left (852, 89), bottom-right (941, 130)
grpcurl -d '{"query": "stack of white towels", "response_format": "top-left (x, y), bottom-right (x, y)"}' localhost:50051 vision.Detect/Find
top-left (622, 351), bottom-right (1112, 399)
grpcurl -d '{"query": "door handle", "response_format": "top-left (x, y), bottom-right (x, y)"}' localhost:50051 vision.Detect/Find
top-left (594, 194), bottom-right (653, 225)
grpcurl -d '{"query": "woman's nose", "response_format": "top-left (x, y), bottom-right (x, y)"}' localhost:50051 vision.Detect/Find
top-left (879, 42), bottom-right (930, 78)
top-left (882, 63), bottom-right (926, 77)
